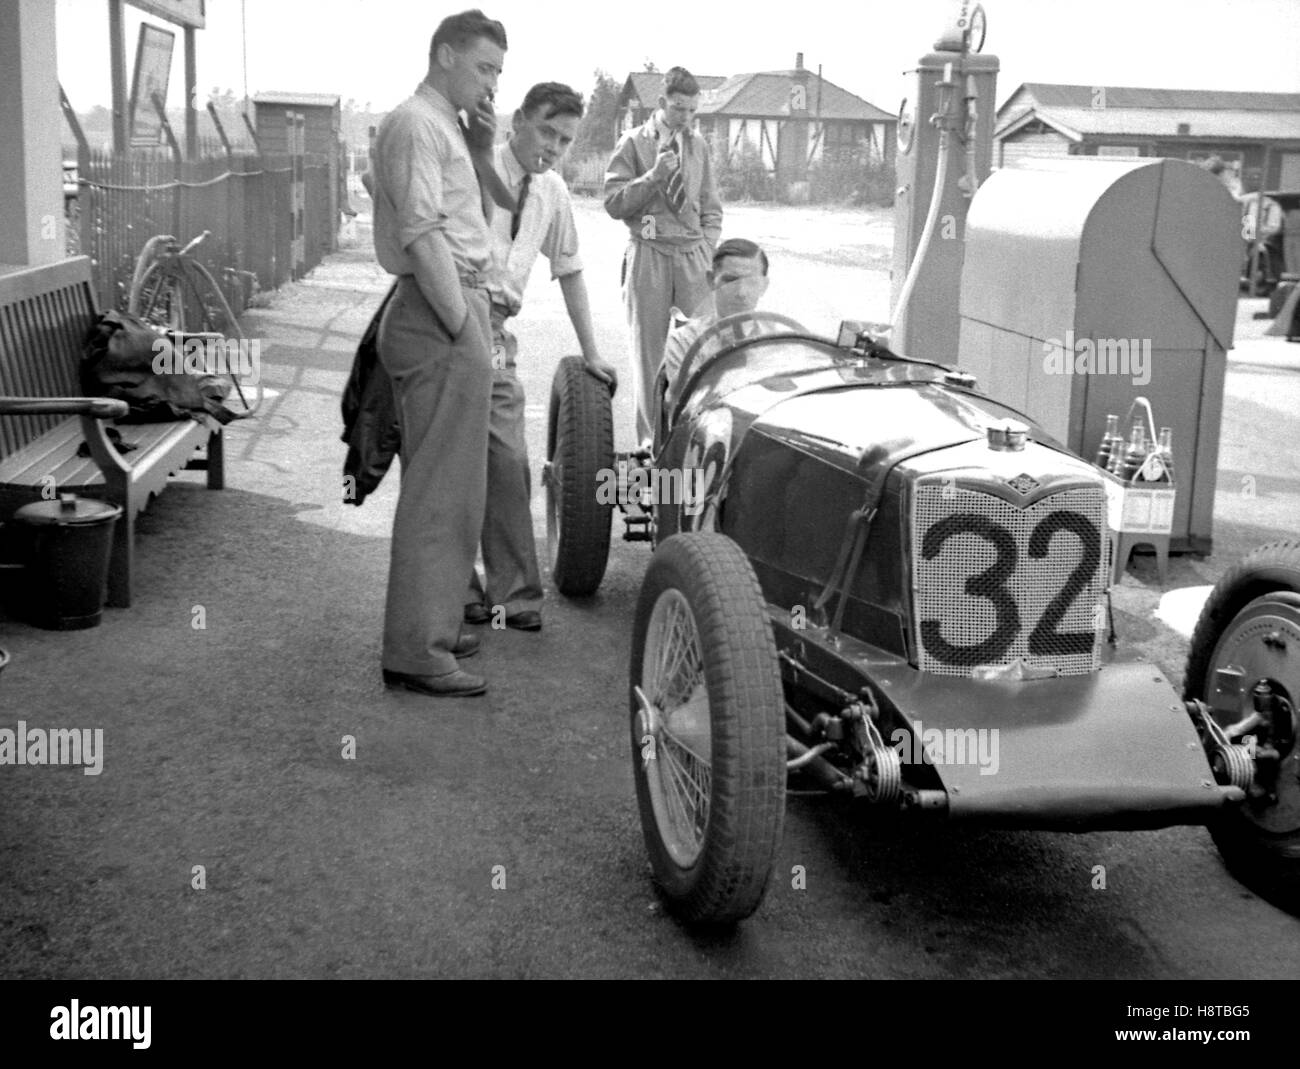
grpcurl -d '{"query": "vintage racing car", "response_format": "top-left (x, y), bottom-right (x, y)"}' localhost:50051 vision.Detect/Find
top-left (543, 313), bottom-right (1300, 923)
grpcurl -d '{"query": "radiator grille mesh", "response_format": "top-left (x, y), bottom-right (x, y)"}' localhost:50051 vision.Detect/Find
top-left (911, 482), bottom-right (1108, 677)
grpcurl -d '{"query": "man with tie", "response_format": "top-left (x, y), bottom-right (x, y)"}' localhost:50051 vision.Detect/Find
top-left (462, 82), bottom-right (618, 633)
top-left (604, 66), bottom-right (723, 446)
top-left (369, 9), bottom-right (507, 698)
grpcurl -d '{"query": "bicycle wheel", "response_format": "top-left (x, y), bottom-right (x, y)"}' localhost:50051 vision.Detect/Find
top-left (127, 234), bottom-right (175, 320)
top-left (135, 257), bottom-right (262, 418)
top-left (181, 258), bottom-right (262, 418)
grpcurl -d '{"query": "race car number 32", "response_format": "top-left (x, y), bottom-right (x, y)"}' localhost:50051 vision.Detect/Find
top-left (919, 510), bottom-right (1101, 665)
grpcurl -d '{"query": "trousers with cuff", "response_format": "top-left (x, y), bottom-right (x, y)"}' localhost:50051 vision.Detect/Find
top-left (379, 276), bottom-right (492, 677)
top-left (623, 237), bottom-right (711, 445)
top-left (467, 304), bottom-right (544, 618)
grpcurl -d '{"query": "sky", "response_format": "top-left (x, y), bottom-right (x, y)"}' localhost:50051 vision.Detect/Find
top-left (54, 0), bottom-right (1300, 120)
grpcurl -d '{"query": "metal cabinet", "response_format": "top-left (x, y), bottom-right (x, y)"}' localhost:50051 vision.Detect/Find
top-left (957, 157), bottom-right (1239, 552)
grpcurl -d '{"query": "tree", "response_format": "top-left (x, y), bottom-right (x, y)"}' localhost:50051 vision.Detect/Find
top-left (574, 69), bottom-right (621, 157)
top-left (208, 87), bottom-right (239, 111)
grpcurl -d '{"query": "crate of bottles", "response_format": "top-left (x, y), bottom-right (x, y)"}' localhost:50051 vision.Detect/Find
top-left (1103, 470), bottom-right (1175, 534)
top-left (1093, 398), bottom-right (1176, 535)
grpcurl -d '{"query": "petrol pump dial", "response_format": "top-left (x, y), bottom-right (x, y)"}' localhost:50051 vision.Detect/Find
top-left (897, 98), bottom-right (916, 154)
top-left (966, 5), bottom-right (987, 53)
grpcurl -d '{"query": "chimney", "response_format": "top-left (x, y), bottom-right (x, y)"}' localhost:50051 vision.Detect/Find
top-left (795, 52), bottom-right (803, 70)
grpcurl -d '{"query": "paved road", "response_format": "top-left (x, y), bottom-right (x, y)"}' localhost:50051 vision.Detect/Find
top-left (336, 199), bottom-right (1300, 978)
top-left (2, 198), bottom-right (1297, 979)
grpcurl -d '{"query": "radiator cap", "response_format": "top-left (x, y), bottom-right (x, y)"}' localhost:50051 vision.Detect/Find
top-left (987, 421), bottom-right (1028, 452)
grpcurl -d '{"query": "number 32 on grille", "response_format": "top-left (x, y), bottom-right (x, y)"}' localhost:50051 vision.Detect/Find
top-left (911, 487), bottom-right (1107, 677)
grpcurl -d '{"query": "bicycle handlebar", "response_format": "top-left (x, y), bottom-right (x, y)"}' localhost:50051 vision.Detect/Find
top-left (179, 230), bottom-right (211, 257)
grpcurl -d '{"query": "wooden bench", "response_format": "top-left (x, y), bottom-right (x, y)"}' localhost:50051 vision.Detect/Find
top-left (0, 256), bottom-right (224, 608)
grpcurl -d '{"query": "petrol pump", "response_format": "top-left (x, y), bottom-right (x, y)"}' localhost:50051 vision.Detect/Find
top-left (889, 2), bottom-right (998, 358)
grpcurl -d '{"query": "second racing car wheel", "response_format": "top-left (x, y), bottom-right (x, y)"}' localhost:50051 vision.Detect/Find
top-left (545, 355), bottom-right (614, 597)
top-left (629, 533), bottom-right (787, 924)
top-left (1184, 540), bottom-right (1300, 913)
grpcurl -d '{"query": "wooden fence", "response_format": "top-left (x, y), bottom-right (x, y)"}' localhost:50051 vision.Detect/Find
top-left (66, 144), bottom-right (333, 318)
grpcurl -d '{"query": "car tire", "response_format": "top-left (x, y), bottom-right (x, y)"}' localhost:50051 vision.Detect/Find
top-left (545, 355), bottom-right (613, 597)
top-left (1183, 540), bottom-right (1300, 911)
top-left (629, 533), bottom-right (786, 924)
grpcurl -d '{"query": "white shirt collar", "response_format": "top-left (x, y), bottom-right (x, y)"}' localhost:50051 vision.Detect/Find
top-left (500, 140), bottom-right (530, 189)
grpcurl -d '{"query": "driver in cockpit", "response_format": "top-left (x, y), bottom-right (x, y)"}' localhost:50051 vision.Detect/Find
top-left (657, 238), bottom-right (771, 426)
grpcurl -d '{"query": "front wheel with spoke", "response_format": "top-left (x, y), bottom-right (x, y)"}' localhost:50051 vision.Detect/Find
top-left (629, 532), bottom-right (786, 924)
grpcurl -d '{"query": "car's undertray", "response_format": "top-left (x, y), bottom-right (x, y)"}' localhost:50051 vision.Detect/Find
top-left (774, 613), bottom-right (1243, 831)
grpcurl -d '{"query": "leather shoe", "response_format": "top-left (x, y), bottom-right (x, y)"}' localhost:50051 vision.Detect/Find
top-left (505, 610), bottom-right (542, 631)
top-left (463, 602), bottom-right (492, 625)
top-left (452, 631), bottom-right (481, 658)
top-left (382, 667), bottom-right (487, 697)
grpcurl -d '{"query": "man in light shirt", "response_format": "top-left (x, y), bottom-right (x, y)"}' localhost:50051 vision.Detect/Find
top-left (463, 82), bottom-right (617, 633)
top-left (369, 9), bottom-right (506, 698)
top-left (659, 238), bottom-right (771, 425)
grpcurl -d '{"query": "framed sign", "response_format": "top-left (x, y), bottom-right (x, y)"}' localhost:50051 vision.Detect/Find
top-left (126, 0), bottom-right (205, 29)
top-left (128, 23), bottom-right (176, 147)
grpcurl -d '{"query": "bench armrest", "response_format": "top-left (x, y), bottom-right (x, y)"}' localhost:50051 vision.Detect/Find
top-left (0, 395), bottom-right (132, 483)
top-left (0, 396), bottom-right (130, 420)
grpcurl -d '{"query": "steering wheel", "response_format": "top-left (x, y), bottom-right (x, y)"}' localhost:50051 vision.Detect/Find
top-left (671, 310), bottom-right (807, 418)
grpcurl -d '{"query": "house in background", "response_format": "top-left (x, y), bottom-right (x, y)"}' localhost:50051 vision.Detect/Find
top-left (614, 55), bottom-right (895, 191)
top-left (994, 83), bottom-right (1300, 193)
top-left (616, 71), bottom-right (727, 133)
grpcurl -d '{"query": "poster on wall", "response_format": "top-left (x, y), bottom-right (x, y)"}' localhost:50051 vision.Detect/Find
top-left (127, 22), bottom-right (176, 147)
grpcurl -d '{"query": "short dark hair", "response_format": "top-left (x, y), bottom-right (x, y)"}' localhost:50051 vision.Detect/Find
top-left (520, 82), bottom-right (584, 121)
top-left (712, 238), bottom-right (768, 275)
top-left (430, 9), bottom-right (507, 60)
top-left (662, 66), bottom-right (700, 98)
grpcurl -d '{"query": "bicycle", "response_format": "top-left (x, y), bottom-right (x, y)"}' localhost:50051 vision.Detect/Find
top-left (127, 231), bottom-right (263, 418)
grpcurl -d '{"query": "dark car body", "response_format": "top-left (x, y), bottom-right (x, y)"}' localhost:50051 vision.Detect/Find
top-left (646, 328), bottom-right (1234, 828)
top-left (543, 310), bottom-right (1295, 922)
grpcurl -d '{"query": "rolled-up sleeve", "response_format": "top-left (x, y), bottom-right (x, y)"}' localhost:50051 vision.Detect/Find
top-left (543, 192), bottom-right (583, 280)
top-left (382, 115), bottom-right (449, 253)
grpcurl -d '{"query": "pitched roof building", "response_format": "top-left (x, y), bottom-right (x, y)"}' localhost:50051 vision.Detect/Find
top-left (617, 72), bottom-right (728, 131)
top-left (614, 56), bottom-right (896, 189)
top-left (994, 83), bottom-right (1300, 192)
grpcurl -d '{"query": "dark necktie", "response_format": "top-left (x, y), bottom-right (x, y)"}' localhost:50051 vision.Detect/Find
top-left (458, 118), bottom-right (493, 223)
top-left (665, 135), bottom-right (688, 216)
top-left (511, 172), bottom-right (531, 241)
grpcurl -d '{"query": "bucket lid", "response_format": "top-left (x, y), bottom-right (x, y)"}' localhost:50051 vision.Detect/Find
top-left (15, 493), bottom-right (122, 526)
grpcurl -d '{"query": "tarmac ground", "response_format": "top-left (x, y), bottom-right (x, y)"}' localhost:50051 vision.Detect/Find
top-left (1, 197), bottom-right (1297, 978)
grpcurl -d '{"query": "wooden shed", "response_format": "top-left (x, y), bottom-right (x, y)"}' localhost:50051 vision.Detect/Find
top-left (253, 92), bottom-right (342, 259)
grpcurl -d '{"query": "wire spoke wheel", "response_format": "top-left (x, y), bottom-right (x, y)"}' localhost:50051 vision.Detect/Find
top-left (630, 533), bottom-right (786, 924)
top-left (639, 589), bottom-right (712, 866)
top-left (127, 237), bottom-right (262, 419)
top-left (1185, 540), bottom-right (1300, 911)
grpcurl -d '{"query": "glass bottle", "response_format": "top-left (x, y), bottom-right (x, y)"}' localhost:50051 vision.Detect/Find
top-left (1117, 420), bottom-right (1147, 483)
top-left (1151, 427), bottom-right (1174, 485)
top-left (1094, 413), bottom-right (1120, 471)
